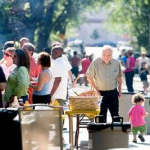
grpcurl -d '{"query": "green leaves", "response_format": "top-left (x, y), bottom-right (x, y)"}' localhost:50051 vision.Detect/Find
top-left (106, 0), bottom-right (150, 51)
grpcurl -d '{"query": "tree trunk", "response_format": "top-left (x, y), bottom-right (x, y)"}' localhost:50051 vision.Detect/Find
top-left (36, 28), bottom-right (50, 52)
top-left (36, 0), bottom-right (59, 51)
top-left (24, 27), bottom-right (35, 45)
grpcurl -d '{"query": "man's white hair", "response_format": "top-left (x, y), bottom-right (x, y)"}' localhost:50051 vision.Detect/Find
top-left (102, 45), bottom-right (113, 51)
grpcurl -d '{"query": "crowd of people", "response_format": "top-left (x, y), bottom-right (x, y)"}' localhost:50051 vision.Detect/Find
top-left (120, 49), bottom-right (150, 95)
top-left (0, 38), bottom-right (149, 144)
top-left (0, 37), bottom-right (93, 109)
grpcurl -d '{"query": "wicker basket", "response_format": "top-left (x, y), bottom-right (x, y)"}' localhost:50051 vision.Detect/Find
top-left (69, 74), bottom-right (100, 111)
top-left (69, 96), bottom-right (100, 111)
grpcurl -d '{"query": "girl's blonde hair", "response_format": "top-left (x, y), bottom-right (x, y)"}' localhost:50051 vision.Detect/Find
top-left (132, 93), bottom-right (145, 104)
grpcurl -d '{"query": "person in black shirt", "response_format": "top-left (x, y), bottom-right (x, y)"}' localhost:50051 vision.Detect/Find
top-left (0, 66), bottom-right (6, 107)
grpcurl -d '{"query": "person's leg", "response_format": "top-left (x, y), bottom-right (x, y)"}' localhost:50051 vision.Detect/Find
top-left (84, 77), bottom-right (88, 86)
top-left (125, 72), bottom-right (134, 92)
top-left (138, 124), bottom-right (147, 142)
top-left (108, 90), bottom-right (119, 121)
top-left (74, 67), bottom-right (79, 78)
top-left (99, 92), bottom-right (109, 122)
top-left (71, 67), bottom-right (76, 78)
top-left (56, 99), bottom-right (65, 114)
top-left (133, 135), bottom-right (137, 143)
top-left (56, 99), bottom-right (66, 137)
top-left (143, 81), bottom-right (149, 94)
top-left (125, 72), bottom-right (130, 92)
top-left (132, 127), bottom-right (138, 143)
top-left (130, 71), bottom-right (135, 92)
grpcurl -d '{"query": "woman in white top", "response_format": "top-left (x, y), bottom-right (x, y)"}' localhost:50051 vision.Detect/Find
top-left (29, 52), bottom-right (51, 104)
top-left (1, 47), bottom-right (16, 80)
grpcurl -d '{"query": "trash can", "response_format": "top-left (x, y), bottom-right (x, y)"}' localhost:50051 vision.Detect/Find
top-left (144, 96), bottom-right (150, 134)
top-left (87, 116), bottom-right (131, 150)
top-left (119, 92), bottom-right (135, 122)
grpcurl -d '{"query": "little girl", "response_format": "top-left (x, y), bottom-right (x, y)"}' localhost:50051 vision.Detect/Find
top-left (128, 93), bottom-right (149, 143)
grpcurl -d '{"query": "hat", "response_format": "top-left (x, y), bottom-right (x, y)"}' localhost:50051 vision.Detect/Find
top-left (141, 51), bottom-right (146, 54)
top-left (52, 45), bottom-right (63, 51)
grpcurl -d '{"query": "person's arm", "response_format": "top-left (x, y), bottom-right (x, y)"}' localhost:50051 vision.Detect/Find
top-left (127, 115), bottom-right (130, 122)
top-left (144, 112), bottom-right (149, 117)
top-left (117, 62), bottom-right (123, 98)
top-left (68, 70), bottom-right (74, 82)
top-left (86, 74), bottom-right (101, 97)
top-left (29, 72), bottom-right (46, 91)
top-left (128, 109), bottom-right (132, 122)
top-left (50, 77), bottom-right (61, 98)
top-left (117, 76), bottom-right (122, 98)
top-left (0, 83), bottom-right (6, 91)
top-left (85, 61), bottom-right (100, 96)
top-left (126, 57), bottom-right (130, 69)
top-left (0, 58), bottom-right (5, 65)
top-left (0, 66), bottom-right (6, 90)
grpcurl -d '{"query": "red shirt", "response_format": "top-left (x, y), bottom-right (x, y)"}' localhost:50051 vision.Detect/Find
top-left (81, 58), bottom-right (91, 74)
top-left (28, 57), bottom-right (41, 104)
top-left (71, 56), bottom-right (80, 67)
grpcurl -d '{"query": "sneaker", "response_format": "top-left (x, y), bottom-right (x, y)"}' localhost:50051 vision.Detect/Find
top-left (138, 134), bottom-right (145, 142)
top-left (132, 140), bottom-right (137, 143)
top-left (63, 127), bottom-right (67, 131)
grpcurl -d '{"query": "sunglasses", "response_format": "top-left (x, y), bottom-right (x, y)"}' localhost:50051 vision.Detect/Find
top-left (4, 52), bottom-right (13, 57)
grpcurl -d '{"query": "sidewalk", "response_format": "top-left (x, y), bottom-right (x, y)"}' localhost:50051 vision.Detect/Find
top-left (63, 74), bottom-right (150, 150)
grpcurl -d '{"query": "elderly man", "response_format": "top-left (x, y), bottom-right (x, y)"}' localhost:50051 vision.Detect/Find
top-left (86, 45), bottom-right (123, 122)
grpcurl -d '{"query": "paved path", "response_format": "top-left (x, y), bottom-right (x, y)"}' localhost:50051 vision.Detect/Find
top-left (63, 74), bottom-right (150, 150)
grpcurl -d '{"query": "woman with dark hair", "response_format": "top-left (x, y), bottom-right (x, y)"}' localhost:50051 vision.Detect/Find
top-left (30, 52), bottom-right (51, 104)
top-left (3, 49), bottom-right (30, 105)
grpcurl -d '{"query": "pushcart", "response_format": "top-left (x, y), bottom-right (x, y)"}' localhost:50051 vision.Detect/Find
top-left (18, 104), bottom-right (63, 150)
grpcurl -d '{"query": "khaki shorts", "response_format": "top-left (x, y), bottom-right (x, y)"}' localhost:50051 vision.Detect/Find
top-left (142, 81), bottom-right (149, 88)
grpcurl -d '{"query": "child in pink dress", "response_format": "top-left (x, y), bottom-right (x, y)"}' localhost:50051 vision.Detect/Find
top-left (128, 93), bottom-right (149, 143)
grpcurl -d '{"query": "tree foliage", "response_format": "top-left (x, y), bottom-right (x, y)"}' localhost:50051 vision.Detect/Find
top-left (105, 0), bottom-right (150, 51)
top-left (1, 0), bottom-right (149, 52)
top-left (0, 0), bottom-right (101, 51)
